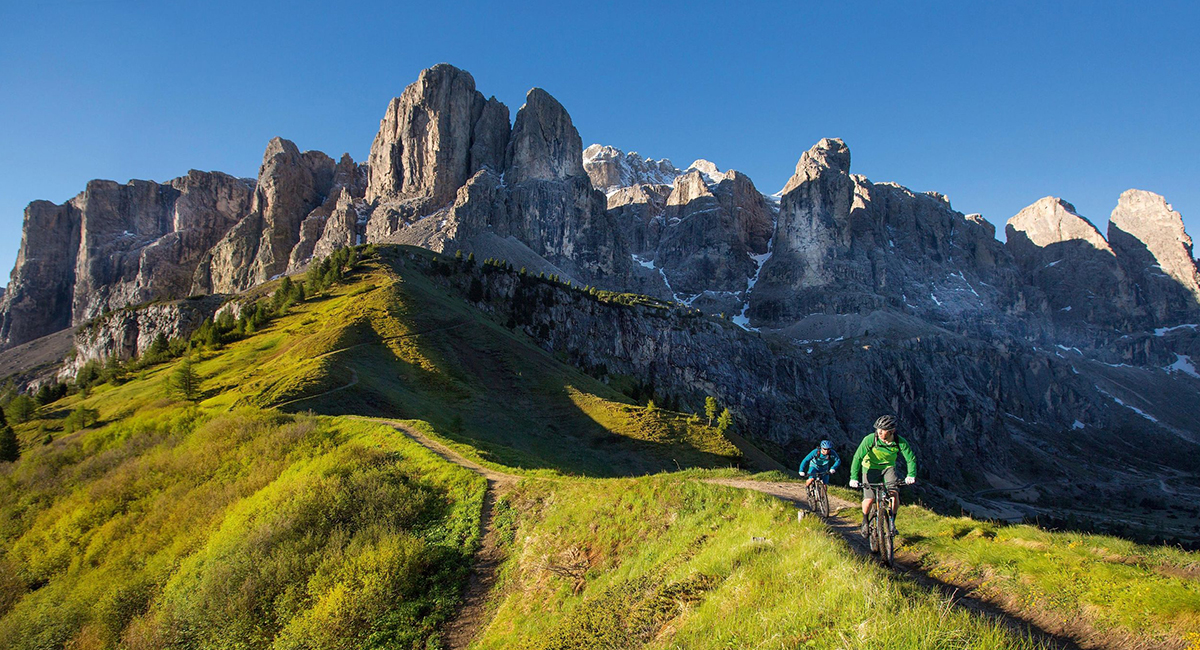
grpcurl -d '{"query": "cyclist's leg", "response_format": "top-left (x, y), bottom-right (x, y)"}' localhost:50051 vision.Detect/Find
top-left (883, 467), bottom-right (900, 515)
top-left (862, 468), bottom-right (881, 513)
top-left (883, 467), bottom-right (900, 534)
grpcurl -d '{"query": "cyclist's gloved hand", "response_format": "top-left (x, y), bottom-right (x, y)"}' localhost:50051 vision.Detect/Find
top-left (829, 468), bottom-right (835, 474)
top-left (849, 479), bottom-right (860, 488)
top-left (905, 476), bottom-right (916, 485)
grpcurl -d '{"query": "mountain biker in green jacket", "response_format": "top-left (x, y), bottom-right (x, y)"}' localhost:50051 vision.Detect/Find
top-left (848, 415), bottom-right (917, 538)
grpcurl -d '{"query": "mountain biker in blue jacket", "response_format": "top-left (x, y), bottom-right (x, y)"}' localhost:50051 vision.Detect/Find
top-left (798, 440), bottom-right (840, 486)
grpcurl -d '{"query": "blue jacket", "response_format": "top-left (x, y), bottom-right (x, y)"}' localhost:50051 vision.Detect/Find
top-left (799, 448), bottom-right (841, 475)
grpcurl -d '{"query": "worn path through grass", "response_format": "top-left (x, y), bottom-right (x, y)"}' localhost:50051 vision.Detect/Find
top-left (702, 478), bottom-right (1085, 650)
top-left (363, 426), bottom-right (1084, 650)
top-left (377, 420), bottom-right (520, 650)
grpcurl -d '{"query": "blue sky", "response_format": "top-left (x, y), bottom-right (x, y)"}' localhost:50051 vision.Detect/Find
top-left (2, 1), bottom-right (1197, 286)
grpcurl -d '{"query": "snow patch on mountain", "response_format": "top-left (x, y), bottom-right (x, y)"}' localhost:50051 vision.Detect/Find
top-left (1167, 354), bottom-right (1199, 379)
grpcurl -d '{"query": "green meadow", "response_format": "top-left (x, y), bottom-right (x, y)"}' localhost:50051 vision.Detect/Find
top-left (1, 245), bottom-right (1197, 649)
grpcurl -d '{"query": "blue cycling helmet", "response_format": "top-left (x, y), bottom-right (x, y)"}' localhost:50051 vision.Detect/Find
top-left (820, 439), bottom-right (833, 449)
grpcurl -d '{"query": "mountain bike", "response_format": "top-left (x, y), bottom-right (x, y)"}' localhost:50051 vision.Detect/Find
top-left (865, 482), bottom-right (898, 566)
top-left (805, 473), bottom-right (830, 517)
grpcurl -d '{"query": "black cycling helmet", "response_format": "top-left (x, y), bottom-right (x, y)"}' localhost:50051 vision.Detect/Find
top-left (874, 414), bottom-right (898, 431)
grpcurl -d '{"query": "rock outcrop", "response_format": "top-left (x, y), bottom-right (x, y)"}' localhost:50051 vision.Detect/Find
top-left (0, 171), bottom-right (252, 349)
top-left (68, 294), bottom-right (225, 376)
top-left (495, 89), bottom-right (630, 286)
top-left (287, 154), bottom-right (369, 273)
top-left (193, 138), bottom-right (344, 293)
top-left (0, 201), bottom-right (79, 349)
top-left (369, 77), bottom-right (630, 288)
top-left (592, 147), bottom-right (775, 313)
top-left (364, 64), bottom-right (509, 239)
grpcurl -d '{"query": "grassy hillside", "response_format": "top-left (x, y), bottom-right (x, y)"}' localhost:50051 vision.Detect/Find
top-left (3, 245), bottom-right (1198, 650)
top-left (0, 410), bottom-right (485, 649)
top-left (0, 245), bottom-right (744, 648)
top-left (189, 246), bottom-right (741, 476)
top-left (876, 500), bottom-right (1200, 648)
top-left (474, 476), bottom-right (1044, 650)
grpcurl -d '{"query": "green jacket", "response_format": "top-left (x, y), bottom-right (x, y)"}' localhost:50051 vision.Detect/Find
top-left (849, 433), bottom-right (917, 482)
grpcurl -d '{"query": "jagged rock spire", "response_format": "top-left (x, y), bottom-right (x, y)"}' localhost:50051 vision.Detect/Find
top-left (504, 88), bottom-right (586, 185)
top-left (365, 64), bottom-right (509, 207)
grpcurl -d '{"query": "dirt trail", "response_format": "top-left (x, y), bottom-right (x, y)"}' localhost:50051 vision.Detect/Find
top-left (379, 421), bottom-right (518, 650)
top-left (367, 424), bottom-right (1086, 650)
top-left (703, 478), bottom-right (1084, 650)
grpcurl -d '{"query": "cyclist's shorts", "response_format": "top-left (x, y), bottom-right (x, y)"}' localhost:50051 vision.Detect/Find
top-left (809, 473), bottom-right (830, 484)
top-left (862, 466), bottom-right (898, 499)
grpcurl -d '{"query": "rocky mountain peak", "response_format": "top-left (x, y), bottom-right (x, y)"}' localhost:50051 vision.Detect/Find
top-left (504, 88), bottom-right (585, 185)
top-left (782, 138), bottom-right (850, 195)
top-left (1108, 189), bottom-right (1200, 312)
top-left (582, 144), bottom-right (679, 193)
top-left (365, 63), bottom-right (497, 208)
top-left (1006, 196), bottom-right (1113, 254)
top-left (685, 159), bottom-right (729, 185)
top-left (191, 137), bottom-right (338, 293)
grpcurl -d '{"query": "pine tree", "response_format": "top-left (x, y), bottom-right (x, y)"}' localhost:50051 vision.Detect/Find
top-left (147, 332), bottom-right (170, 362)
top-left (0, 408), bottom-right (18, 462)
top-left (64, 404), bottom-right (100, 433)
top-left (7, 394), bottom-right (36, 423)
top-left (705, 396), bottom-right (719, 426)
top-left (716, 408), bottom-right (733, 434)
top-left (169, 357), bottom-right (200, 401)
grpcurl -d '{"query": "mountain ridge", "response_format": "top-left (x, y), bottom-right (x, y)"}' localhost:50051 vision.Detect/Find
top-left (1, 63), bottom-right (1198, 532)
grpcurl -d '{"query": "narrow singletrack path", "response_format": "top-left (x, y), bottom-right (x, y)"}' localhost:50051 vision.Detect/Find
top-left (703, 478), bottom-right (1084, 650)
top-left (378, 420), bottom-right (518, 650)
top-left (353, 424), bottom-right (1086, 650)
top-left (274, 367), bottom-right (358, 409)
top-left (269, 321), bottom-right (466, 410)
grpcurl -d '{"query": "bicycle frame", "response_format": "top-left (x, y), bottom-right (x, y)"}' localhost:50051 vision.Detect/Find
top-left (805, 472), bottom-right (831, 516)
top-left (864, 482), bottom-right (897, 513)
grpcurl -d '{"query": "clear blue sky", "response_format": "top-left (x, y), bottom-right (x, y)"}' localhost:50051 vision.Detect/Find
top-left (2, 1), bottom-right (1198, 286)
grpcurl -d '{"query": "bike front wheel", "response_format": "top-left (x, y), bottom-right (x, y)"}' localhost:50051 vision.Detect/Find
top-left (877, 505), bottom-right (895, 566)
